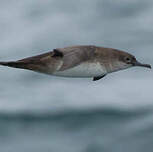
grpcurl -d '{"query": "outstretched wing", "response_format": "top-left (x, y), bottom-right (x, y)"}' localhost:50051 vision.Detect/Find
top-left (53, 45), bottom-right (96, 71)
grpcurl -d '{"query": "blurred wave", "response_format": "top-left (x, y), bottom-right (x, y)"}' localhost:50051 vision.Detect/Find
top-left (0, 108), bottom-right (153, 152)
top-left (0, 107), bottom-right (151, 121)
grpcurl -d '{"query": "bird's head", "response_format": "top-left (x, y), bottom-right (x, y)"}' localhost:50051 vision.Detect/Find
top-left (119, 51), bottom-right (151, 68)
top-left (106, 49), bottom-right (151, 73)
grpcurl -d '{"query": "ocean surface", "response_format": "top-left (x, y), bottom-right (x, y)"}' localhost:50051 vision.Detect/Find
top-left (0, 0), bottom-right (153, 152)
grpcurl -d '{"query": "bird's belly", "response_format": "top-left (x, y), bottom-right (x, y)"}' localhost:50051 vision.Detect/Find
top-left (52, 62), bottom-right (107, 77)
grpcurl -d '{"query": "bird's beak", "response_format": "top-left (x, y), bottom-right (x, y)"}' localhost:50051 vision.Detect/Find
top-left (134, 60), bottom-right (151, 69)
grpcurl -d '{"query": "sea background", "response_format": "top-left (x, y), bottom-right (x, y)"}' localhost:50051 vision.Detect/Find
top-left (0, 0), bottom-right (153, 152)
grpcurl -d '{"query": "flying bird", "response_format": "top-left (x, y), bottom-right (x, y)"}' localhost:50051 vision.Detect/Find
top-left (0, 45), bottom-right (151, 81)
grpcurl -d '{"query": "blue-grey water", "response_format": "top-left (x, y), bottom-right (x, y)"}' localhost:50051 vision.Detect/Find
top-left (0, 0), bottom-right (153, 152)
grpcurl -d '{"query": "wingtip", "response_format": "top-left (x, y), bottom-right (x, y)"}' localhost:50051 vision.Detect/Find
top-left (52, 49), bottom-right (63, 57)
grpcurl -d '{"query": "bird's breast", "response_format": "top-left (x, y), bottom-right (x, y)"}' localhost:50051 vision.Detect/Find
top-left (52, 62), bottom-right (107, 77)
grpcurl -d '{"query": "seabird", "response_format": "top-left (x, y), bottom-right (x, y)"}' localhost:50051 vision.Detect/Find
top-left (0, 45), bottom-right (151, 81)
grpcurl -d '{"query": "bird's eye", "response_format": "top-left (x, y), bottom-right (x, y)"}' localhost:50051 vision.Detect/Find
top-left (126, 57), bottom-right (130, 61)
top-left (125, 57), bottom-right (131, 64)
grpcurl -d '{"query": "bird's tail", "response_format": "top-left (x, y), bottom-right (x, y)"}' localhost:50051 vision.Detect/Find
top-left (0, 50), bottom-right (61, 73)
top-left (0, 61), bottom-right (26, 69)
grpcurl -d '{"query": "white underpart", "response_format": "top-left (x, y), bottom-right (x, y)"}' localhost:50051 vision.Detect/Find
top-left (108, 61), bottom-right (132, 73)
top-left (53, 62), bottom-right (107, 77)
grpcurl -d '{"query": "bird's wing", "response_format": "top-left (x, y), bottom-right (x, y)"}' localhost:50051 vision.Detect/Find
top-left (53, 46), bottom-right (96, 71)
top-left (93, 74), bottom-right (106, 81)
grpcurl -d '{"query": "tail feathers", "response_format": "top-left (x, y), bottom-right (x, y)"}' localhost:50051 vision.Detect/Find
top-left (0, 61), bottom-right (26, 69)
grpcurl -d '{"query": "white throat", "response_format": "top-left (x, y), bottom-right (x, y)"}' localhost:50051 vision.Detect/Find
top-left (107, 61), bottom-right (132, 73)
